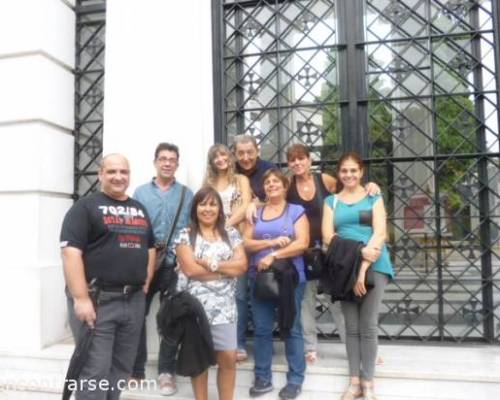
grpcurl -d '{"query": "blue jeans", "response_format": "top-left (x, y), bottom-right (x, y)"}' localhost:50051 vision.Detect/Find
top-left (250, 280), bottom-right (306, 386)
top-left (236, 272), bottom-right (250, 349)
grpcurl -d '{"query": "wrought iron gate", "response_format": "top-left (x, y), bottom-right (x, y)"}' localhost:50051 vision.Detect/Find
top-left (213, 0), bottom-right (500, 342)
top-left (74, 0), bottom-right (106, 199)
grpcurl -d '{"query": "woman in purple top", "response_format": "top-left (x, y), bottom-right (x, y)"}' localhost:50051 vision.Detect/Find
top-left (243, 169), bottom-right (309, 400)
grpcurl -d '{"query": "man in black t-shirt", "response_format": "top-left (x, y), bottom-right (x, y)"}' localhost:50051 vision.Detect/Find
top-left (60, 154), bottom-right (155, 400)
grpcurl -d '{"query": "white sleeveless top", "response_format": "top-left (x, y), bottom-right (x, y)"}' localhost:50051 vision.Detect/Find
top-left (219, 184), bottom-right (238, 219)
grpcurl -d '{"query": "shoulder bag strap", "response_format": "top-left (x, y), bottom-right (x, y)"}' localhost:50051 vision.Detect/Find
top-left (312, 173), bottom-right (324, 213)
top-left (163, 185), bottom-right (187, 249)
top-left (332, 194), bottom-right (338, 230)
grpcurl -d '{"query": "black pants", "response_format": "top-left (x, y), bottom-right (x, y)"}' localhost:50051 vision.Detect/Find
top-left (132, 266), bottom-right (178, 377)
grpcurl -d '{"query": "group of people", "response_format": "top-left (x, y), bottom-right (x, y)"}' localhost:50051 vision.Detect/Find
top-left (60, 135), bottom-right (394, 400)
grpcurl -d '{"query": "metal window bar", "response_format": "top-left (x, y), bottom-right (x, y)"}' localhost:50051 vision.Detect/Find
top-left (213, 0), bottom-right (500, 342)
top-left (74, 0), bottom-right (106, 199)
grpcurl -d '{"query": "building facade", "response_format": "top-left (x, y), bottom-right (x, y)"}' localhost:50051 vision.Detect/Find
top-left (0, 0), bottom-right (499, 353)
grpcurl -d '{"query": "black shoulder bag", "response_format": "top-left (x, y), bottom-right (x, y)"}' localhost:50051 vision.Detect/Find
top-left (153, 185), bottom-right (187, 296)
top-left (158, 184), bottom-right (187, 269)
top-left (303, 174), bottom-right (326, 281)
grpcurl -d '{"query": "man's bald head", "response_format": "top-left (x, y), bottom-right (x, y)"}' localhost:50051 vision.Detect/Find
top-left (98, 153), bottom-right (130, 200)
top-left (100, 153), bottom-right (130, 171)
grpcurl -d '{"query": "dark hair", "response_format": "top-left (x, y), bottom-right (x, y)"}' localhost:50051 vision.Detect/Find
top-left (189, 186), bottom-right (230, 247)
top-left (154, 142), bottom-right (179, 160)
top-left (286, 143), bottom-right (310, 161)
top-left (335, 152), bottom-right (365, 192)
top-left (232, 134), bottom-right (258, 151)
top-left (262, 168), bottom-right (289, 192)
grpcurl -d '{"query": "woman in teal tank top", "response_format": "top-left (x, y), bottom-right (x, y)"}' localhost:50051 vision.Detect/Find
top-left (325, 194), bottom-right (394, 280)
top-left (322, 153), bottom-right (393, 400)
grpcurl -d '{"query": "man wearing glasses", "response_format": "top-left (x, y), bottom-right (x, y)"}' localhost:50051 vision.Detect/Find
top-left (131, 143), bottom-right (193, 396)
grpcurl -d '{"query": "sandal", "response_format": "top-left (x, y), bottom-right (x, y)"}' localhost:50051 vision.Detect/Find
top-left (340, 384), bottom-right (362, 400)
top-left (236, 348), bottom-right (248, 362)
top-left (362, 385), bottom-right (378, 400)
top-left (305, 350), bottom-right (317, 364)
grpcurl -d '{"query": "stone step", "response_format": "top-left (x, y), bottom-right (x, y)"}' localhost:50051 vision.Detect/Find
top-left (0, 372), bottom-right (498, 400)
top-left (1, 341), bottom-right (499, 400)
top-left (1, 387), bottom-right (487, 400)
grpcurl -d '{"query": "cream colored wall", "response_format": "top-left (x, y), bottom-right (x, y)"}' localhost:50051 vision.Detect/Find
top-left (0, 0), bottom-right (215, 352)
top-left (103, 0), bottom-right (215, 193)
top-left (0, 0), bottom-right (75, 350)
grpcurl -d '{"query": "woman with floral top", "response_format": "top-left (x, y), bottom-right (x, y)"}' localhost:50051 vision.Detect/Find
top-left (204, 143), bottom-right (253, 362)
top-left (175, 186), bottom-right (248, 400)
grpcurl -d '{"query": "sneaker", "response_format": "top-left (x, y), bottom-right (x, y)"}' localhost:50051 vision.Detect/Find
top-left (128, 372), bottom-right (146, 382)
top-left (236, 348), bottom-right (248, 362)
top-left (249, 378), bottom-right (273, 397)
top-left (305, 349), bottom-right (317, 364)
top-left (278, 383), bottom-right (302, 399)
top-left (158, 373), bottom-right (177, 396)
top-left (127, 374), bottom-right (144, 389)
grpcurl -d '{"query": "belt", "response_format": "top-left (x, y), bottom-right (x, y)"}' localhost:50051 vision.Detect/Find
top-left (99, 284), bottom-right (143, 295)
top-left (155, 243), bottom-right (167, 251)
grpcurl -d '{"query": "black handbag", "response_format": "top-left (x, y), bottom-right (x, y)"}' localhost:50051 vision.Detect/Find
top-left (254, 257), bottom-right (297, 301)
top-left (254, 268), bottom-right (279, 300)
top-left (303, 246), bottom-right (324, 281)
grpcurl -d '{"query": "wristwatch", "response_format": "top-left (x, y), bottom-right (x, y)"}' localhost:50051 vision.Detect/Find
top-left (209, 259), bottom-right (219, 272)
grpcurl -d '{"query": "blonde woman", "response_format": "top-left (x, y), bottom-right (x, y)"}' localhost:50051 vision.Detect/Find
top-left (205, 144), bottom-right (252, 230)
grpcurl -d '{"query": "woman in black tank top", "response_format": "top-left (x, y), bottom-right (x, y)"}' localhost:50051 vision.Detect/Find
top-left (288, 173), bottom-right (332, 246)
top-left (286, 144), bottom-right (341, 364)
top-left (286, 146), bottom-right (336, 246)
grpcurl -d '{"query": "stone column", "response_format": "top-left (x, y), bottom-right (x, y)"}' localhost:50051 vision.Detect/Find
top-left (0, 0), bottom-right (75, 350)
top-left (103, 0), bottom-right (215, 356)
top-left (103, 0), bottom-right (214, 191)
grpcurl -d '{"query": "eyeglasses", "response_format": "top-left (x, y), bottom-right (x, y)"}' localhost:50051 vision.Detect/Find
top-left (156, 157), bottom-right (178, 164)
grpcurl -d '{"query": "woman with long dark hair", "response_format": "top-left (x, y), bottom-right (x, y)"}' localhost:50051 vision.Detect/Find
top-left (175, 186), bottom-right (247, 400)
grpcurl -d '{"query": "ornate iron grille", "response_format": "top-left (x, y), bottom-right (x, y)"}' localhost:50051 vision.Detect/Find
top-left (214, 0), bottom-right (341, 164)
top-left (74, 0), bottom-right (106, 199)
top-left (214, 0), bottom-right (500, 342)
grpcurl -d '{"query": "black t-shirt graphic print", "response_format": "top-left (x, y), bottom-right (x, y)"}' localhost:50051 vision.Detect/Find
top-left (60, 192), bottom-right (154, 285)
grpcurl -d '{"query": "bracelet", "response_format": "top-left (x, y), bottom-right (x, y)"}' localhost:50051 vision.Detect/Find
top-left (270, 251), bottom-right (278, 259)
top-left (209, 259), bottom-right (219, 272)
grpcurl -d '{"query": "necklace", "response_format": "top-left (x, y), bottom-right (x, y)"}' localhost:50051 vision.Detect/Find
top-left (298, 175), bottom-right (314, 193)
